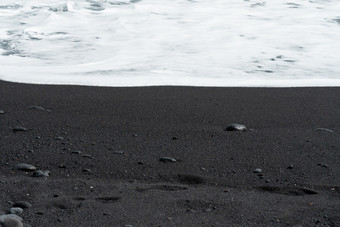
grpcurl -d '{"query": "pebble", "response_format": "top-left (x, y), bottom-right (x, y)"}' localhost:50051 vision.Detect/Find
top-left (12, 201), bottom-right (32, 209)
top-left (55, 136), bottom-right (63, 140)
top-left (32, 170), bottom-right (49, 177)
top-left (9, 208), bottom-right (23, 215)
top-left (0, 215), bottom-right (23, 227)
top-left (287, 165), bottom-right (294, 169)
top-left (0, 109), bottom-right (5, 114)
top-left (113, 150), bottom-right (125, 154)
top-left (71, 150), bottom-right (81, 155)
top-left (1, 215), bottom-right (24, 225)
top-left (13, 127), bottom-right (27, 132)
top-left (225, 124), bottom-right (247, 132)
top-left (28, 106), bottom-right (51, 112)
top-left (13, 164), bottom-right (37, 172)
top-left (253, 168), bottom-right (262, 173)
top-left (314, 128), bottom-right (334, 133)
top-left (82, 154), bottom-right (94, 159)
top-left (159, 157), bottom-right (177, 163)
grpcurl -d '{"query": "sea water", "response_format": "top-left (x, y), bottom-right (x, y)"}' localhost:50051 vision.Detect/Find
top-left (0, 0), bottom-right (340, 87)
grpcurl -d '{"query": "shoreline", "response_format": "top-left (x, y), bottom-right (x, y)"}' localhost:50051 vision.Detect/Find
top-left (0, 80), bottom-right (339, 226)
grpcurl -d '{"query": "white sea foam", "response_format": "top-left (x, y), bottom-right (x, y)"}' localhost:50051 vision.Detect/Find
top-left (0, 0), bottom-right (339, 87)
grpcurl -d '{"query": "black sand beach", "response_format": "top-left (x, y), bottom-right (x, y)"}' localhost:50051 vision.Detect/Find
top-left (0, 80), bottom-right (339, 226)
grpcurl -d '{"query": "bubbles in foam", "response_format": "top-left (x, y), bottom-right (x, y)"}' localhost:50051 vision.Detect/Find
top-left (0, 0), bottom-right (339, 87)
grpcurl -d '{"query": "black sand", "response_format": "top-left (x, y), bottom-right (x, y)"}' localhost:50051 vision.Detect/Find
top-left (0, 80), bottom-right (339, 226)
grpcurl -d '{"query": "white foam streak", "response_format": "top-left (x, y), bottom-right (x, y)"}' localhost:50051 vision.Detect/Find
top-left (0, 0), bottom-right (340, 87)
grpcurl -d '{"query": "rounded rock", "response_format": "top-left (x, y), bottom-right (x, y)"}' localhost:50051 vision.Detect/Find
top-left (225, 124), bottom-right (247, 132)
top-left (13, 127), bottom-right (27, 132)
top-left (159, 157), bottom-right (177, 163)
top-left (32, 170), bottom-right (49, 177)
top-left (2, 217), bottom-right (23, 227)
top-left (0, 214), bottom-right (23, 227)
top-left (314, 128), bottom-right (334, 133)
top-left (253, 168), bottom-right (262, 173)
top-left (9, 208), bottom-right (23, 215)
top-left (13, 164), bottom-right (37, 172)
top-left (0, 109), bottom-right (5, 114)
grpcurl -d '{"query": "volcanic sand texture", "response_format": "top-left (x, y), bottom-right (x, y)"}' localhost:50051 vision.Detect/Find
top-left (0, 80), bottom-right (339, 226)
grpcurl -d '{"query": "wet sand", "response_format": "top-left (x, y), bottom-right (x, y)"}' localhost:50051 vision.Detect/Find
top-left (0, 80), bottom-right (339, 226)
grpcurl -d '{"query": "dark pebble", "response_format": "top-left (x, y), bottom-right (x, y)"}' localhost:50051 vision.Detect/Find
top-left (13, 127), bottom-right (27, 132)
top-left (71, 150), bottom-right (81, 155)
top-left (0, 215), bottom-right (23, 227)
top-left (253, 168), bottom-right (262, 173)
top-left (13, 163), bottom-right (37, 172)
top-left (33, 170), bottom-right (49, 177)
top-left (28, 106), bottom-right (51, 112)
top-left (9, 207), bottom-right (23, 214)
top-left (318, 163), bottom-right (329, 168)
top-left (225, 124), bottom-right (247, 132)
top-left (82, 168), bottom-right (91, 173)
top-left (287, 165), bottom-right (294, 169)
top-left (314, 128), bottom-right (334, 132)
top-left (159, 157), bottom-right (177, 163)
top-left (12, 201), bottom-right (32, 209)
top-left (82, 155), bottom-right (94, 159)
top-left (172, 136), bottom-right (178, 140)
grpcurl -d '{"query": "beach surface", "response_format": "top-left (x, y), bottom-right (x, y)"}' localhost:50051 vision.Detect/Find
top-left (0, 80), bottom-right (339, 226)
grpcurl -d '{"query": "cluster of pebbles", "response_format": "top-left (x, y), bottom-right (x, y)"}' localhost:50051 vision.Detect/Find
top-left (0, 201), bottom-right (32, 227)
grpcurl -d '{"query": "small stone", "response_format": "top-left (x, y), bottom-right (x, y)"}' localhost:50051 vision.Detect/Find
top-left (225, 124), bottom-right (247, 132)
top-left (113, 150), bottom-right (125, 154)
top-left (159, 157), bottom-right (177, 163)
top-left (71, 150), bottom-right (81, 155)
top-left (13, 127), bottom-right (27, 132)
top-left (172, 136), bottom-right (178, 140)
top-left (28, 106), bottom-right (51, 112)
top-left (9, 207), bottom-right (23, 215)
top-left (314, 128), bottom-right (334, 133)
top-left (82, 169), bottom-right (91, 173)
top-left (287, 165), bottom-right (294, 169)
top-left (0, 214), bottom-right (23, 222)
top-left (55, 136), bottom-right (63, 140)
top-left (253, 168), bottom-right (262, 173)
top-left (0, 109), bottom-right (5, 114)
top-left (82, 154), bottom-right (94, 159)
top-left (12, 201), bottom-right (32, 209)
top-left (32, 170), bottom-right (49, 177)
top-left (13, 164), bottom-right (37, 172)
top-left (0, 215), bottom-right (23, 227)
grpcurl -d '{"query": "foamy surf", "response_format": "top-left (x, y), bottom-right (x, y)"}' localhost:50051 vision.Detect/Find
top-left (1, 0), bottom-right (340, 87)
